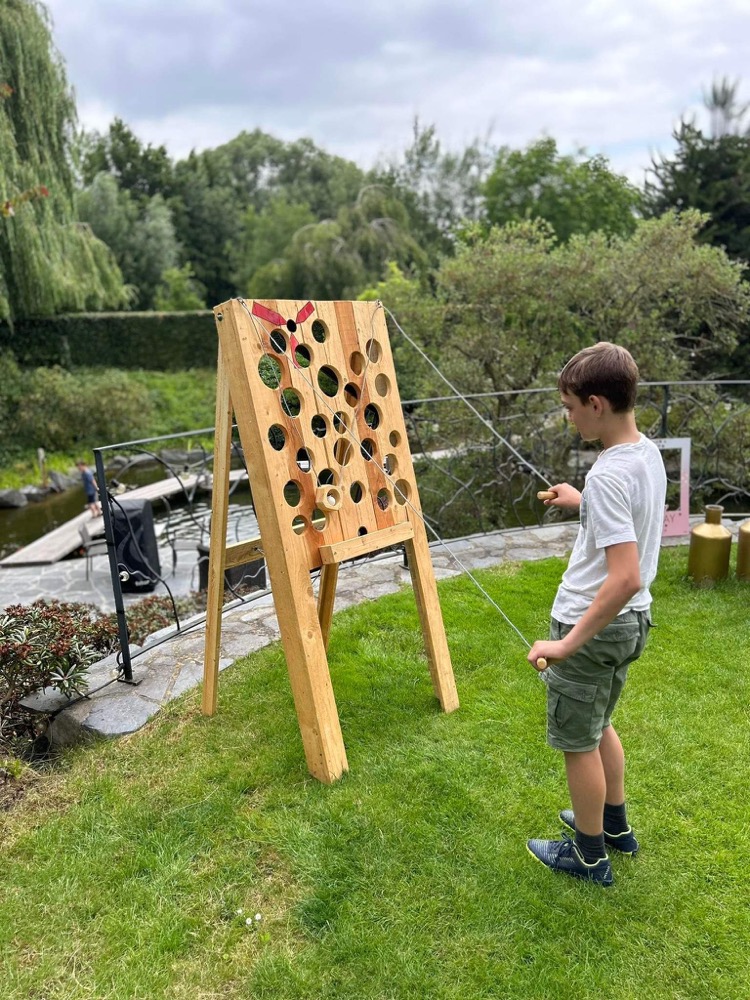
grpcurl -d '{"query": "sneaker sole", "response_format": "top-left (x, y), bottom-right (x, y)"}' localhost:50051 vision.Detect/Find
top-left (558, 811), bottom-right (639, 856)
top-left (525, 843), bottom-right (613, 886)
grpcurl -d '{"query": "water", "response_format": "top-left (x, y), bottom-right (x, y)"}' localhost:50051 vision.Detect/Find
top-left (0, 466), bottom-right (257, 561)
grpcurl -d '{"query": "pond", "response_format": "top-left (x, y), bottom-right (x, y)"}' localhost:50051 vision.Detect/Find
top-left (0, 464), bottom-right (256, 562)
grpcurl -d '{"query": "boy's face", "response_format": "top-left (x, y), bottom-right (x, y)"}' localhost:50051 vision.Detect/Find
top-left (560, 391), bottom-right (600, 442)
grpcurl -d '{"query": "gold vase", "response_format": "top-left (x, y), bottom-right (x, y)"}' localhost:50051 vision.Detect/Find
top-left (687, 505), bottom-right (731, 585)
top-left (737, 518), bottom-right (750, 582)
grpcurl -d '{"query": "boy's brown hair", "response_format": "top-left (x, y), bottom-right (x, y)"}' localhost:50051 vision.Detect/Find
top-left (558, 341), bottom-right (639, 413)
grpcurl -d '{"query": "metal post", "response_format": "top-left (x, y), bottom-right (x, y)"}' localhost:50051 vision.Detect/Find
top-left (94, 448), bottom-right (136, 684)
top-left (660, 384), bottom-right (670, 438)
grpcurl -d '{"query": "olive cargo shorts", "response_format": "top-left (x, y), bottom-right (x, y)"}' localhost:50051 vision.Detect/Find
top-left (544, 609), bottom-right (651, 752)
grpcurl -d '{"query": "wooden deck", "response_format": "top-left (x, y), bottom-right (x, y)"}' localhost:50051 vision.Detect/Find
top-left (0, 471), bottom-right (247, 566)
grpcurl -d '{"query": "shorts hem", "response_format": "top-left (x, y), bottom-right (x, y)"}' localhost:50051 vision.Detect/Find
top-left (547, 736), bottom-right (600, 753)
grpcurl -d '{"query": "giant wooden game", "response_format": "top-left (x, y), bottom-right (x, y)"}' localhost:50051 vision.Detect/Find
top-left (202, 299), bottom-right (458, 782)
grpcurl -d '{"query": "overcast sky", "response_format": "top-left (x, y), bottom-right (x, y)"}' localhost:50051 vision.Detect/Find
top-left (44, 0), bottom-right (750, 185)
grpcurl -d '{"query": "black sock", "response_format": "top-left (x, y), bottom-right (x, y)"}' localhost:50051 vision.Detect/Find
top-left (604, 802), bottom-right (629, 835)
top-left (574, 830), bottom-right (607, 863)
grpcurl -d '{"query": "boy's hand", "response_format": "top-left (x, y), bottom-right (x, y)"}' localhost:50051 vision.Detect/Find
top-left (541, 483), bottom-right (581, 509)
top-left (527, 639), bottom-right (570, 671)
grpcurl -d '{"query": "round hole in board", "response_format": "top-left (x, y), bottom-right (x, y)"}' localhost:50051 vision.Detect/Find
top-left (291, 515), bottom-right (307, 535)
top-left (364, 403), bottom-right (381, 429)
top-left (317, 468), bottom-right (336, 486)
top-left (259, 355), bottom-right (283, 389)
top-left (334, 438), bottom-right (353, 466)
top-left (283, 480), bottom-right (302, 506)
top-left (268, 424), bottom-right (286, 451)
top-left (375, 373), bottom-right (390, 397)
top-left (394, 479), bottom-right (411, 505)
top-left (360, 438), bottom-right (375, 462)
top-left (350, 481), bottom-right (364, 503)
top-left (389, 430), bottom-right (401, 447)
top-left (344, 382), bottom-right (360, 407)
top-left (350, 351), bottom-right (365, 375)
top-left (384, 453), bottom-right (397, 475)
top-left (311, 508), bottom-right (327, 532)
top-left (269, 329), bottom-right (287, 354)
top-left (357, 527), bottom-right (368, 536)
top-left (296, 448), bottom-right (312, 473)
top-left (333, 411), bottom-right (348, 433)
top-left (311, 415), bottom-right (328, 438)
top-left (294, 343), bottom-right (312, 368)
top-left (281, 388), bottom-right (301, 417)
top-left (312, 319), bottom-right (327, 343)
top-left (366, 338), bottom-right (382, 363)
top-left (318, 365), bottom-right (340, 397)
top-left (376, 488), bottom-right (391, 510)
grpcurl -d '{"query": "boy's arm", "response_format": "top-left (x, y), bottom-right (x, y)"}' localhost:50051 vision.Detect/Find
top-left (542, 482), bottom-right (582, 509)
top-left (527, 541), bottom-right (641, 669)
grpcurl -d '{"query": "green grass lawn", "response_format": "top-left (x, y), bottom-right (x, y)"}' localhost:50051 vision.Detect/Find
top-left (1, 547), bottom-right (748, 999)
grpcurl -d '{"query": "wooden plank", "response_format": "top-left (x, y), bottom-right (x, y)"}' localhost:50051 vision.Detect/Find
top-left (0, 469), bottom-right (247, 566)
top-left (201, 344), bottom-right (233, 717)
top-left (319, 522), bottom-right (414, 565)
top-left (317, 563), bottom-right (339, 650)
top-left (404, 516), bottom-right (459, 713)
top-left (225, 536), bottom-right (263, 569)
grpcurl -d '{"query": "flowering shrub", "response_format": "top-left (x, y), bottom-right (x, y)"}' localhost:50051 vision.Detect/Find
top-left (122, 594), bottom-right (200, 646)
top-left (0, 600), bottom-right (118, 755)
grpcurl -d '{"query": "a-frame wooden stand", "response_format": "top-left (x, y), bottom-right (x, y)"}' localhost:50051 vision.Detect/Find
top-left (202, 299), bottom-right (458, 783)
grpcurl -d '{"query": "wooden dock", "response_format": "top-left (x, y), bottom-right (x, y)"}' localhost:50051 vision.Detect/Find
top-left (0, 471), bottom-right (247, 567)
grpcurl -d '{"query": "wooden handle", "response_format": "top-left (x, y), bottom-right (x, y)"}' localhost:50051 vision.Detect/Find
top-left (537, 490), bottom-right (558, 501)
top-left (536, 657), bottom-right (548, 671)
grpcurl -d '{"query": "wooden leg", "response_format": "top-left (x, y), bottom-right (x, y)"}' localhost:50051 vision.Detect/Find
top-left (317, 563), bottom-right (339, 651)
top-left (404, 521), bottom-right (459, 713)
top-left (202, 350), bottom-right (233, 716)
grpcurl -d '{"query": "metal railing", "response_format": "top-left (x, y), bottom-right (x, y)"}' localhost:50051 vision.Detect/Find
top-left (93, 378), bottom-right (750, 682)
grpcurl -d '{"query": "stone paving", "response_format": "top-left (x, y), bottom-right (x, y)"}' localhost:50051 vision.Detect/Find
top-left (2, 520), bottom-right (700, 748)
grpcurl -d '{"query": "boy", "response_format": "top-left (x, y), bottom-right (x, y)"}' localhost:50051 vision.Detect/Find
top-left (526, 342), bottom-right (666, 887)
top-left (76, 459), bottom-right (101, 517)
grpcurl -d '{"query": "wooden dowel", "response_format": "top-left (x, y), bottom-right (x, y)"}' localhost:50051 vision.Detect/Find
top-left (536, 656), bottom-right (548, 671)
top-left (537, 490), bottom-right (558, 501)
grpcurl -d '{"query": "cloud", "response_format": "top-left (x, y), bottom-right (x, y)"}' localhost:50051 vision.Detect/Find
top-left (46, 0), bottom-right (750, 180)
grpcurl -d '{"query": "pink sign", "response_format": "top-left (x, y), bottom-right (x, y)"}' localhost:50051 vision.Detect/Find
top-left (654, 438), bottom-right (691, 537)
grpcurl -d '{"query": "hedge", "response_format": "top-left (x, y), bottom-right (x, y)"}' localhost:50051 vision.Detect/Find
top-left (0, 311), bottom-right (219, 370)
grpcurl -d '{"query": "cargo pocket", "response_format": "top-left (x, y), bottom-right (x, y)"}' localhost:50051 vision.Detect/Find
top-left (546, 672), bottom-right (598, 744)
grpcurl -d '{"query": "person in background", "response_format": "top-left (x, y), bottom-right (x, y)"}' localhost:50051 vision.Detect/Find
top-left (76, 459), bottom-right (101, 517)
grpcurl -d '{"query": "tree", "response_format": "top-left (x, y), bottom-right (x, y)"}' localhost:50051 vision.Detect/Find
top-left (80, 117), bottom-right (174, 200)
top-left (153, 263), bottom-right (205, 311)
top-left (244, 184), bottom-right (430, 301)
top-left (0, 0), bottom-right (128, 322)
top-left (484, 138), bottom-right (642, 242)
top-left (374, 121), bottom-right (494, 256)
top-left (77, 173), bottom-right (181, 309)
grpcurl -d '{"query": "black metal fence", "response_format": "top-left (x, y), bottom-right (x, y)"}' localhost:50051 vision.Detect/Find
top-left (95, 379), bottom-right (750, 683)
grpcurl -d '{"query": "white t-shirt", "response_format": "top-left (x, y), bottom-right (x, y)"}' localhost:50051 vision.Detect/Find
top-left (551, 434), bottom-right (667, 624)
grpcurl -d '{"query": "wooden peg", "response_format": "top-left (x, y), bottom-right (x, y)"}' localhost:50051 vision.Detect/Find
top-left (537, 490), bottom-right (558, 501)
top-left (536, 656), bottom-right (548, 671)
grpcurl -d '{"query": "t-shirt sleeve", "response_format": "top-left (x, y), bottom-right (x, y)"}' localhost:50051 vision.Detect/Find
top-left (584, 473), bottom-right (637, 549)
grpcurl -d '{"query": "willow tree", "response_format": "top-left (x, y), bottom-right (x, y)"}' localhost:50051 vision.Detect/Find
top-left (0, 0), bottom-right (128, 322)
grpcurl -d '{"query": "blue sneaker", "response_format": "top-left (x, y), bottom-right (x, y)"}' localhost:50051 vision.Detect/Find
top-left (527, 835), bottom-right (613, 886)
top-left (559, 809), bottom-right (640, 856)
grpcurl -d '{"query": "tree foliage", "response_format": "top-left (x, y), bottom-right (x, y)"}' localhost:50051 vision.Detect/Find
top-left (0, 0), bottom-right (128, 321)
top-left (376, 211), bottom-right (749, 401)
top-left (484, 138), bottom-right (642, 242)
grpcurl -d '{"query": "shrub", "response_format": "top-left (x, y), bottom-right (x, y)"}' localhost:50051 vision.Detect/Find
top-left (0, 600), bottom-right (119, 756)
top-left (12, 365), bottom-right (154, 451)
top-left (122, 594), bottom-right (200, 645)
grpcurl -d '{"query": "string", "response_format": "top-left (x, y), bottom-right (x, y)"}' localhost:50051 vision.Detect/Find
top-left (233, 298), bottom-right (539, 654)
top-left (382, 304), bottom-right (553, 489)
